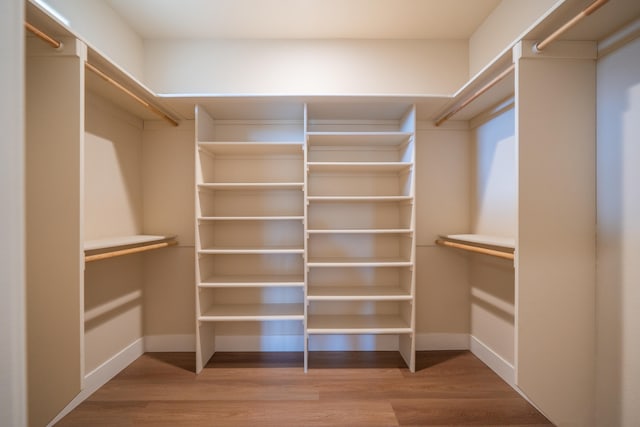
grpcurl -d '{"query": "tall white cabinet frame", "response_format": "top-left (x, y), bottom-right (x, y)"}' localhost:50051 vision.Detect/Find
top-left (195, 102), bottom-right (417, 372)
top-left (195, 105), bottom-right (307, 372)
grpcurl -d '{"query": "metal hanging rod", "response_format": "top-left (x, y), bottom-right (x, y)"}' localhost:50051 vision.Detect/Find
top-left (435, 239), bottom-right (515, 260)
top-left (434, 63), bottom-right (515, 127)
top-left (85, 62), bottom-right (179, 127)
top-left (534, 0), bottom-right (609, 52)
top-left (25, 21), bottom-right (62, 49)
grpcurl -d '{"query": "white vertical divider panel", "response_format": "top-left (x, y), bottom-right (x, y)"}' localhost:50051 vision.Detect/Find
top-left (26, 37), bottom-right (86, 427)
top-left (303, 103), bottom-right (309, 372)
top-left (398, 105), bottom-right (417, 372)
top-left (0, 1), bottom-right (26, 425)
top-left (194, 105), bottom-right (216, 373)
top-left (514, 40), bottom-right (596, 426)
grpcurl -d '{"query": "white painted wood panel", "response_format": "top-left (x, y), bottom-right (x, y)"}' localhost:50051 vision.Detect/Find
top-left (515, 40), bottom-right (596, 426)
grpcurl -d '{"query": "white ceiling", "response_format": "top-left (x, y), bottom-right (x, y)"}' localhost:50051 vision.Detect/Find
top-left (106, 0), bottom-right (501, 40)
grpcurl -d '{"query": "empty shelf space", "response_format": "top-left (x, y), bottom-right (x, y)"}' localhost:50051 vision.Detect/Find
top-left (199, 274), bottom-right (305, 288)
top-left (198, 141), bottom-right (303, 155)
top-left (198, 182), bottom-right (304, 190)
top-left (199, 303), bottom-right (304, 321)
top-left (307, 314), bottom-right (412, 334)
top-left (306, 132), bottom-right (412, 146)
top-left (307, 162), bottom-right (412, 172)
top-left (84, 235), bottom-right (177, 262)
top-left (307, 285), bottom-right (411, 301)
top-left (307, 257), bottom-right (412, 267)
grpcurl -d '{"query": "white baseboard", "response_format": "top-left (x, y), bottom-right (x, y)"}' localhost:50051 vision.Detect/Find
top-left (144, 334), bottom-right (195, 352)
top-left (415, 333), bottom-right (469, 350)
top-left (469, 335), bottom-right (515, 388)
top-left (47, 337), bottom-right (144, 427)
top-left (142, 333), bottom-right (471, 353)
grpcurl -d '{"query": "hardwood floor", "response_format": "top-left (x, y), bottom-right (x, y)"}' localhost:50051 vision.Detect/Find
top-left (57, 351), bottom-right (553, 426)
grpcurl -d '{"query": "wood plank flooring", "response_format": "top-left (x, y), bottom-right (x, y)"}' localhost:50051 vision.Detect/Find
top-left (57, 351), bottom-right (553, 426)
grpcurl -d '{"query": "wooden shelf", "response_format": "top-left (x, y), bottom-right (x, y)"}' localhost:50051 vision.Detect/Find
top-left (307, 285), bottom-right (411, 301)
top-left (84, 235), bottom-right (177, 262)
top-left (307, 257), bottom-right (412, 267)
top-left (307, 162), bottom-right (412, 172)
top-left (199, 303), bottom-right (304, 321)
top-left (307, 132), bottom-right (412, 146)
top-left (199, 274), bottom-right (304, 288)
top-left (307, 314), bottom-right (412, 334)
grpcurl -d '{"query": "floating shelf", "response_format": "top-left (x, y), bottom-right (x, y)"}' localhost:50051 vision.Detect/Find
top-left (84, 235), bottom-right (177, 262)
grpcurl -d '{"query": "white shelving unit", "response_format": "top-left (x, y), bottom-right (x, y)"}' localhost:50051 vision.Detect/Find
top-left (304, 103), bottom-right (417, 372)
top-left (195, 105), bottom-right (306, 373)
top-left (194, 101), bottom-right (417, 373)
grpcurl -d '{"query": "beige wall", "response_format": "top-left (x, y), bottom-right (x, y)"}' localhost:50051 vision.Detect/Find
top-left (142, 122), bottom-right (195, 340)
top-left (143, 39), bottom-right (468, 95)
top-left (84, 93), bottom-right (144, 239)
top-left (468, 107), bottom-right (516, 365)
top-left (414, 125), bottom-right (471, 337)
top-left (0, 0), bottom-right (26, 425)
top-left (596, 35), bottom-right (640, 427)
top-left (469, 0), bottom-right (559, 77)
top-left (83, 92), bottom-right (145, 372)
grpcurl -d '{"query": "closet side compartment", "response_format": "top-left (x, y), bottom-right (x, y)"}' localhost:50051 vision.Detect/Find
top-left (26, 37), bottom-right (86, 427)
top-left (514, 40), bottom-right (597, 426)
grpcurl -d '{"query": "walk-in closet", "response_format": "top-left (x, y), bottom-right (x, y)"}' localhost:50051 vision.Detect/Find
top-left (5, 0), bottom-right (639, 426)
